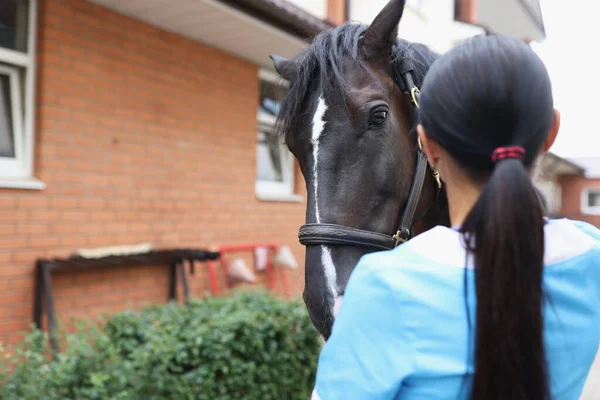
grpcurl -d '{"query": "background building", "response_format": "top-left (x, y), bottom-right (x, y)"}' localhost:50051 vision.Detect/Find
top-left (0, 0), bottom-right (546, 345)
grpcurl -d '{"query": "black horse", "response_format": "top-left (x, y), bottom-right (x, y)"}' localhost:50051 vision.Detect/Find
top-left (271, 0), bottom-right (450, 339)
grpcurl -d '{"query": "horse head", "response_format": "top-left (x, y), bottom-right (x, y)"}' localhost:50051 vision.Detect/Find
top-left (271, 0), bottom-right (449, 339)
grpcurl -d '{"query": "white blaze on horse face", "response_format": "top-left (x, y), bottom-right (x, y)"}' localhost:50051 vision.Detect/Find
top-left (311, 95), bottom-right (327, 224)
top-left (311, 95), bottom-right (339, 303)
top-left (311, 389), bottom-right (321, 400)
top-left (333, 295), bottom-right (343, 318)
top-left (321, 246), bottom-right (337, 299)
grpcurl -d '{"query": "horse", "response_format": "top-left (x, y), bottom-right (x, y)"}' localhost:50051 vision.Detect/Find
top-left (270, 0), bottom-right (451, 340)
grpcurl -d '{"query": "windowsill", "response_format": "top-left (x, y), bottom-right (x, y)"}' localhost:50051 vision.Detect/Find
top-left (0, 177), bottom-right (46, 190)
top-left (582, 208), bottom-right (600, 216)
top-left (256, 191), bottom-right (304, 203)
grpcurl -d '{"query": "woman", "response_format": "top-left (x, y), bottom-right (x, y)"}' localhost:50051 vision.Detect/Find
top-left (312, 34), bottom-right (600, 399)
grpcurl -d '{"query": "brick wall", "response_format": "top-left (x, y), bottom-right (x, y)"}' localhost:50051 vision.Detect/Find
top-left (558, 175), bottom-right (600, 227)
top-left (0, 0), bottom-right (308, 344)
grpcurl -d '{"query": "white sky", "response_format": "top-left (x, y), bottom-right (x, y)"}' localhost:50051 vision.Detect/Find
top-left (530, 0), bottom-right (600, 158)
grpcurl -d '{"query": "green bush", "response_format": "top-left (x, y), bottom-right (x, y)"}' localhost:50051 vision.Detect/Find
top-left (0, 290), bottom-right (321, 400)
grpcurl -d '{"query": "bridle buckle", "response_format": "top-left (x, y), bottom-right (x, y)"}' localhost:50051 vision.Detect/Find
top-left (393, 228), bottom-right (411, 247)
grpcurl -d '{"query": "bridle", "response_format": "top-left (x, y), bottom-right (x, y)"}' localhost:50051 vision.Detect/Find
top-left (298, 57), bottom-right (442, 251)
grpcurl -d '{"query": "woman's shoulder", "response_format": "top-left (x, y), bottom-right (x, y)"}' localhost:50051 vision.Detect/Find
top-left (349, 226), bottom-right (468, 299)
top-left (359, 225), bottom-right (466, 269)
top-left (544, 218), bottom-right (599, 266)
top-left (350, 219), bottom-right (600, 294)
top-left (547, 218), bottom-right (600, 241)
top-left (355, 226), bottom-right (469, 276)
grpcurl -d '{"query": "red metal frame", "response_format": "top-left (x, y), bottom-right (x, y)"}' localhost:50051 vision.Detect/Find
top-left (205, 242), bottom-right (290, 298)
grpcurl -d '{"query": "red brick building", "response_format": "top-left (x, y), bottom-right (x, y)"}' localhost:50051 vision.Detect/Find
top-left (558, 158), bottom-right (600, 227)
top-left (0, 0), bottom-right (345, 345)
top-left (535, 154), bottom-right (600, 227)
top-left (0, 0), bottom-right (548, 345)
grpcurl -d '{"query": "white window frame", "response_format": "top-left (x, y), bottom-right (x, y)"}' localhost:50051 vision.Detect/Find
top-left (0, 64), bottom-right (23, 173)
top-left (0, 0), bottom-right (44, 190)
top-left (255, 69), bottom-right (302, 202)
top-left (581, 188), bottom-right (600, 216)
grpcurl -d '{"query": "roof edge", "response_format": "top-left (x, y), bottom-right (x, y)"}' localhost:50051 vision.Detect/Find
top-left (516, 0), bottom-right (546, 38)
top-left (566, 157), bottom-right (600, 179)
top-left (216, 0), bottom-right (334, 41)
top-left (547, 152), bottom-right (586, 175)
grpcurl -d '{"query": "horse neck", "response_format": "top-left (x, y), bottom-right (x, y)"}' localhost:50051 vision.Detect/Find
top-left (414, 185), bottom-right (451, 235)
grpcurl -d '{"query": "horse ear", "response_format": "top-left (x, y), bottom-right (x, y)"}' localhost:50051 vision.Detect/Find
top-left (362, 0), bottom-right (407, 58)
top-left (269, 54), bottom-right (297, 81)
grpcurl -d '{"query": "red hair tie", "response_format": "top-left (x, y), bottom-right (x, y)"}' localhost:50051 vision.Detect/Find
top-left (491, 146), bottom-right (526, 163)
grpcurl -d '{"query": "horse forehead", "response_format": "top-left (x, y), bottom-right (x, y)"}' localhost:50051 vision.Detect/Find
top-left (345, 66), bottom-right (398, 106)
top-left (347, 84), bottom-right (391, 105)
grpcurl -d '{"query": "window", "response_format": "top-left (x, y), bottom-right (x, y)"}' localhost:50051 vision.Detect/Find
top-left (582, 189), bottom-right (600, 215)
top-left (255, 70), bottom-right (301, 202)
top-left (0, 0), bottom-right (42, 189)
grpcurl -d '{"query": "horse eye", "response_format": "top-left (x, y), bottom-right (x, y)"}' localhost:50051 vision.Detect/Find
top-left (369, 110), bottom-right (388, 127)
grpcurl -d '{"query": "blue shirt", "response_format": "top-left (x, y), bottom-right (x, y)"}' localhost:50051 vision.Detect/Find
top-left (314, 218), bottom-right (600, 400)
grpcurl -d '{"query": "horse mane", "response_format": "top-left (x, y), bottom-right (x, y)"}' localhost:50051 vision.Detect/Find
top-left (391, 38), bottom-right (439, 98)
top-left (275, 22), bottom-right (439, 144)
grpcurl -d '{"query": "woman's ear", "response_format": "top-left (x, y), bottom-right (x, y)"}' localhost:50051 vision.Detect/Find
top-left (543, 108), bottom-right (561, 152)
top-left (417, 124), bottom-right (441, 167)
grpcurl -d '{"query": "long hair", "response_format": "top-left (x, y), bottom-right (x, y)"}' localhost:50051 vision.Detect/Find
top-left (419, 34), bottom-right (554, 399)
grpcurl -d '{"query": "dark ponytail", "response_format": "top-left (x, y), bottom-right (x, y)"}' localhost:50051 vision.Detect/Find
top-left (418, 34), bottom-right (556, 399)
top-left (461, 158), bottom-right (548, 399)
